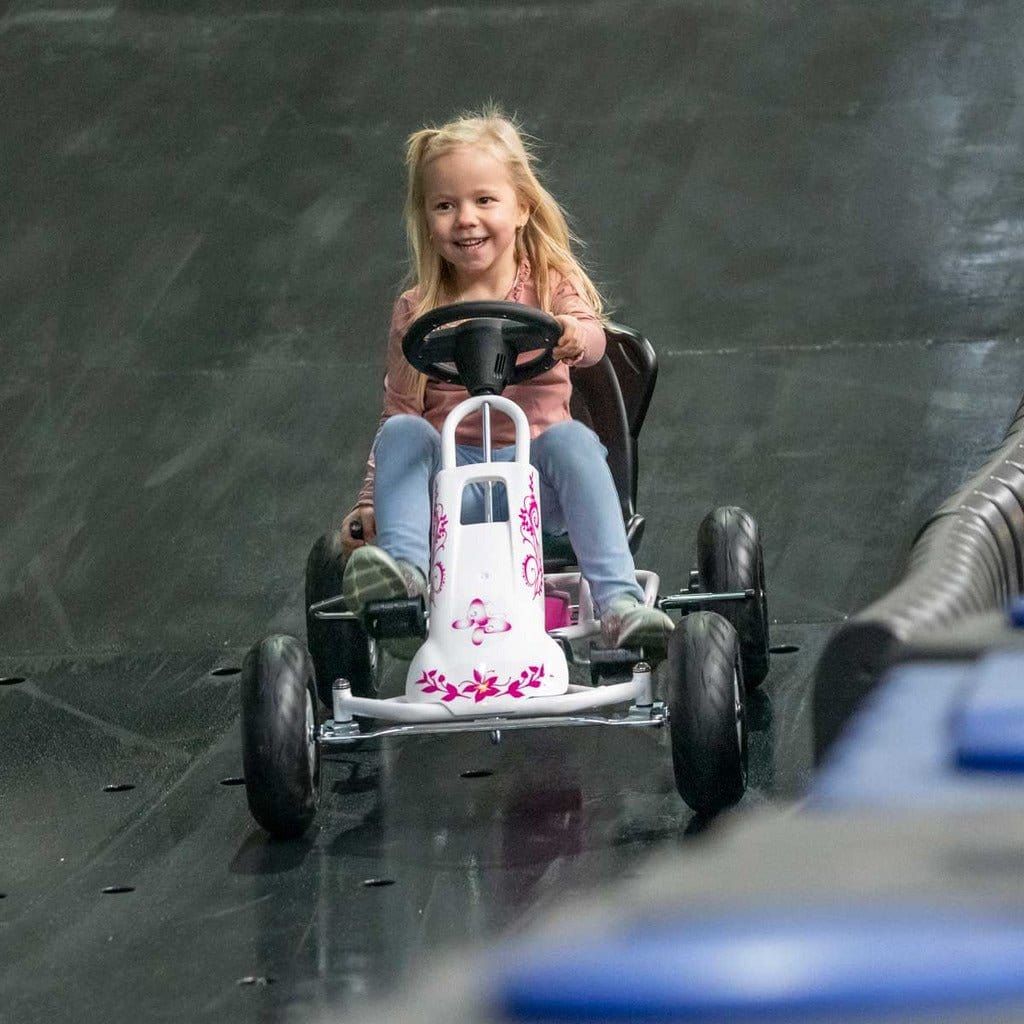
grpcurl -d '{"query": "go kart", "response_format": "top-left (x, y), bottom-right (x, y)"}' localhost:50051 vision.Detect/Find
top-left (240, 302), bottom-right (770, 837)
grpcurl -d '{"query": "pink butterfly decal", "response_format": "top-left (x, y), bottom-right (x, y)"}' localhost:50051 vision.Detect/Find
top-left (452, 598), bottom-right (512, 646)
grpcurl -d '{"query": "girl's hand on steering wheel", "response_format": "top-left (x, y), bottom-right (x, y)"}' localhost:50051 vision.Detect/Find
top-left (342, 506), bottom-right (376, 553)
top-left (552, 314), bottom-right (585, 366)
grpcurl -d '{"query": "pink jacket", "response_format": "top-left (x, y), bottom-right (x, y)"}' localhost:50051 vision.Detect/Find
top-left (355, 259), bottom-right (606, 508)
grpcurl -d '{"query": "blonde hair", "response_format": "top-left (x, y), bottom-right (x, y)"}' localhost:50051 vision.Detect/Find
top-left (403, 104), bottom-right (606, 320)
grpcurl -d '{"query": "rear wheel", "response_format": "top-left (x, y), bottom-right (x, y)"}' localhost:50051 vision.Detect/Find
top-left (305, 531), bottom-right (382, 707)
top-left (697, 506), bottom-right (770, 687)
top-left (666, 611), bottom-right (747, 816)
top-left (241, 634), bottom-right (321, 839)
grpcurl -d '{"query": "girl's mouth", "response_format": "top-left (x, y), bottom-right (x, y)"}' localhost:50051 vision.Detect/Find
top-left (455, 238), bottom-right (487, 249)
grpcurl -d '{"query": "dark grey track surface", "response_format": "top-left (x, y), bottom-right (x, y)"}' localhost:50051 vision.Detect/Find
top-left (2, 1), bottom-right (1022, 1021)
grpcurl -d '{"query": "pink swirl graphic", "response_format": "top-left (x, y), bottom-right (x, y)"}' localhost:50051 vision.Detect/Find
top-left (430, 499), bottom-right (449, 603)
top-left (518, 477), bottom-right (544, 599)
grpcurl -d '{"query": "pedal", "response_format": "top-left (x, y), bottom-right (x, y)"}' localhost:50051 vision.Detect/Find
top-left (589, 645), bottom-right (644, 666)
top-left (363, 597), bottom-right (427, 640)
top-left (589, 644), bottom-right (644, 686)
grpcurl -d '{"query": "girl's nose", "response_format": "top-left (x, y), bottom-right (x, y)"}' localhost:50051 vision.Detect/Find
top-left (455, 202), bottom-right (478, 226)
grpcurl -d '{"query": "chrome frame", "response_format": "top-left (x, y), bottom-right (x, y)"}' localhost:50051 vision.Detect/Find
top-left (320, 662), bottom-right (665, 746)
top-left (660, 588), bottom-right (755, 610)
top-left (320, 703), bottom-right (667, 746)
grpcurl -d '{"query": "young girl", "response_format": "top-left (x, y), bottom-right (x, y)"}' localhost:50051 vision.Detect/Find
top-left (341, 107), bottom-right (673, 654)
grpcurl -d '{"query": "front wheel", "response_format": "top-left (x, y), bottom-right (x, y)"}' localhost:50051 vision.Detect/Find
top-left (241, 635), bottom-right (321, 839)
top-left (666, 611), bottom-right (747, 816)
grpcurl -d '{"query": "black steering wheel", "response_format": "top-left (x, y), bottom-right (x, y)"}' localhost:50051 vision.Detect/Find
top-left (402, 301), bottom-right (562, 395)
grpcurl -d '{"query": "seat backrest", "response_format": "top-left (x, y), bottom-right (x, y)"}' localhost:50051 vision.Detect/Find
top-left (569, 322), bottom-right (658, 520)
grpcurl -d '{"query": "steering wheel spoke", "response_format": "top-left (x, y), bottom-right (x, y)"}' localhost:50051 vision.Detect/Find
top-left (510, 350), bottom-right (557, 382)
top-left (499, 323), bottom-right (541, 348)
top-left (420, 327), bottom-right (458, 363)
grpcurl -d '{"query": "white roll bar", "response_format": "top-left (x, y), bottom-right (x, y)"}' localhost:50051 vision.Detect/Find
top-left (441, 395), bottom-right (530, 469)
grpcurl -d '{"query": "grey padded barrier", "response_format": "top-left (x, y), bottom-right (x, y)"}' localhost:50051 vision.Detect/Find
top-left (813, 399), bottom-right (1024, 759)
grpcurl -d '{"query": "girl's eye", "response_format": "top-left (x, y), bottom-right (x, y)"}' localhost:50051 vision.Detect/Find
top-left (431, 197), bottom-right (496, 212)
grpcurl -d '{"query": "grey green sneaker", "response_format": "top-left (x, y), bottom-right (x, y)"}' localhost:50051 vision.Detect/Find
top-left (342, 545), bottom-right (428, 659)
top-left (600, 596), bottom-right (675, 659)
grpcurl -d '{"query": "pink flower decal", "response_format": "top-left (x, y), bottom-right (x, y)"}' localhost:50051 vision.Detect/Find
top-left (413, 663), bottom-right (550, 702)
top-left (415, 668), bottom-right (447, 694)
top-left (519, 477), bottom-right (543, 599)
top-left (522, 664), bottom-right (546, 688)
top-left (430, 499), bottom-right (449, 603)
top-left (507, 665), bottom-right (546, 699)
top-left (462, 668), bottom-right (500, 702)
top-left (413, 668), bottom-right (464, 702)
top-left (452, 598), bottom-right (512, 646)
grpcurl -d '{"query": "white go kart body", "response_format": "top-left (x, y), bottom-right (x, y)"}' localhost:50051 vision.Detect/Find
top-left (408, 395), bottom-right (568, 714)
top-left (329, 394), bottom-right (660, 730)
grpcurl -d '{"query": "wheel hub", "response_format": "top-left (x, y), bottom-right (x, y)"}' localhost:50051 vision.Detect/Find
top-left (305, 691), bottom-right (317, 783)
top-left (734, 666), bottom-right (747, 785)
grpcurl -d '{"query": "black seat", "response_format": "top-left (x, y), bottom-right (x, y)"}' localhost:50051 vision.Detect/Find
top-left (542, 321), bottom-right (658, 570)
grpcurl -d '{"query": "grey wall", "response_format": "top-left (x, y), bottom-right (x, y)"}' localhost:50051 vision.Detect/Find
top-left (3, 0), bottom-right (1022, 658)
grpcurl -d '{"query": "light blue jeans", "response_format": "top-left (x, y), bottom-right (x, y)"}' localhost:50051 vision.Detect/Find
top-left (372, 415), bottom-right (644, 615)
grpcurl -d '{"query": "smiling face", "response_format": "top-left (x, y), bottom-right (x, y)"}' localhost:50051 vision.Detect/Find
top-left (423, 145), bottom-right (529, 291)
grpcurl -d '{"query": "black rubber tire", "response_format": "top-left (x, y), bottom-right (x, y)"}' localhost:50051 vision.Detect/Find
top-left (666, 611), bottom-right (747, 816)
top-left (305, 531), bottom-right (381, 707)
top-left (697, 506), bottom-right (770, 687)
top-left (241, 634), bottom-right (321, 839)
